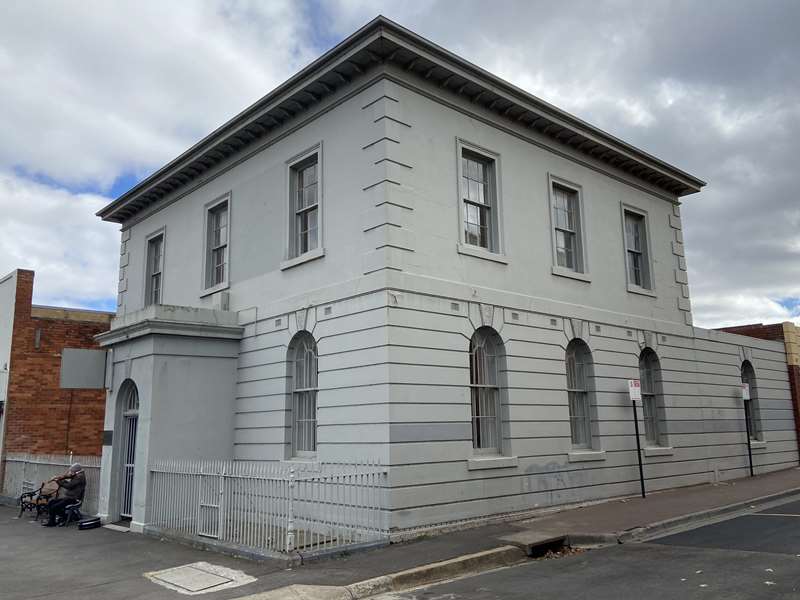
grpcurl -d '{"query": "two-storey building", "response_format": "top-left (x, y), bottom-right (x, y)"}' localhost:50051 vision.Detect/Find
top-left (94, 17), bottom-right (799, 533)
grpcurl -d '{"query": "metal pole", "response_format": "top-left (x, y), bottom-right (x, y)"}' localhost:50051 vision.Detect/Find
top-left (632, 397), bottom-right (646, 498)
top-left (744, 402), bottom-right (754, 477)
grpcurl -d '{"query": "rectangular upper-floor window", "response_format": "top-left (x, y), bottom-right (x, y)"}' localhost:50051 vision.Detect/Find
top-left (457, 140), bottom-right (503, 258)
top-left (549, 178), bottom-right (587, 275)
top-left (623, 208), bottom-right (652, 291)
top-left (145, 232), bottom-right (164, 306)
top-left (290, 152), bottom-right (320, 258)
top-left (204, 196), bottom-right (229, 290)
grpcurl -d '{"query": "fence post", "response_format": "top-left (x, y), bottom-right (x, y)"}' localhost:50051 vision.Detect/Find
top-left (218, 466), bottom-right (225, 540)
top-left (286, 467), bottom-right (296, 553)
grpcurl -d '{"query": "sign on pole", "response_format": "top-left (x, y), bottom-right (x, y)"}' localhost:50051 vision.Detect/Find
top-left (741, 383), bottom-right (750, 401)
top-left (628, 379), bottom-right (646, 498)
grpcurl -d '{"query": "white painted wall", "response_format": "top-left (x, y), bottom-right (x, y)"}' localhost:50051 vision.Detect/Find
top-left (104, 71), bottom-right (798, 532)
top-left (0, 271), bottom-right (18, 457)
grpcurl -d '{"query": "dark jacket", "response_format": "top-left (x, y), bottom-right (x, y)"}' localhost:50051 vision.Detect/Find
top-left (58, 471), bottom-right (86, 501)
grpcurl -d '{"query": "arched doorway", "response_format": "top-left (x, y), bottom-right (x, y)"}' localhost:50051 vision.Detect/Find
top-left (118, 380), bottom-right (139, 519)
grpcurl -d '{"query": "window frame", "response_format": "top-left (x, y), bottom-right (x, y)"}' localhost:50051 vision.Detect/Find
top-left (741, 361), bottom-right (762, 442)
top-left (620, 203), bottom-right (656, 296)
top-left (548, 175), bottom-right (590, 282)
top-left (283, 142), bottom-right (325, 269)
top-left (566, 339), bottom-right (595, 449)
top-left (468, 327), bottom-right (506, 456)
top-left (201, 193), bottom-right (231, 296)
top-left (455, 138), bottom-right (505, 261)
top-left (639, 348), bottom-right (666, 447)
top-left (143, 227), bottom-right (166, 307)
top-left (288, 331), bottom-right (319, 458)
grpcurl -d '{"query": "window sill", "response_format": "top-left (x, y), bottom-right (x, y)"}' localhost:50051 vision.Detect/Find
top-left (457, 243), bottom-right (509, 265)
top-left (749, 440), bottom-right (767, 450)
top-left (281, 247), bottom-right (325, 271)
top-left (644, 446), bottom-right (674, 457)
top-left (627, 284), bottom-right (657, 298)
top-left (552, 266), bottom-right (591, 283)
top-left (467, 455), bottom-right (519, 470)
top-left (567, 450), bottom-right (606, 463)
top-left (199, 281), bottom-right (230, 299)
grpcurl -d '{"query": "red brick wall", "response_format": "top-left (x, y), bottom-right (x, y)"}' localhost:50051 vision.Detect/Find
top-left (717, 323), bottom-right (785, 342)
top-left (3, 270), bottom-right (111, 456)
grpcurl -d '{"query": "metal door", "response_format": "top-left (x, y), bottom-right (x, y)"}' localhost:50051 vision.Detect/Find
top-left (119, 383), bottom-right (139, 519)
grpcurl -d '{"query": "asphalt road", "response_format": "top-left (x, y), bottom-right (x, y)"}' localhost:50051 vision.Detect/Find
top-left (379, 499), bottom-right (800, 600)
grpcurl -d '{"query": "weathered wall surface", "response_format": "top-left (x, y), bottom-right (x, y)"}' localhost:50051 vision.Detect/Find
top-left (1, 270), bottom-right (112, 457)
top-left (380, 287), bottom-right (797, 530)
top-left (105, 71), bottom-right (798, 532)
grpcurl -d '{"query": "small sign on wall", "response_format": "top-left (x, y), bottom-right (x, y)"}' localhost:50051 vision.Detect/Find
top-left (628, 379), bottom-right (642, 402)
top-left (741, 383), bottom-right (750, 401)
top-left (60, 348), bottom-right (108, 389)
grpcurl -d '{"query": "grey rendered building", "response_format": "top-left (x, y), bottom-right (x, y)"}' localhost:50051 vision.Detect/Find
top-left (94, 17), bottom-right (799, 532)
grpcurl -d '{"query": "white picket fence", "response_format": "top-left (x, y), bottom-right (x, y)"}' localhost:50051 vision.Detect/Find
top-left (147, 459), bottom-right (389, 556)
top-left (2, 453), bottom-right (101, 515)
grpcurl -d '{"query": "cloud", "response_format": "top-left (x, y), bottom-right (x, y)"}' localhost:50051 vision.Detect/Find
top-left (0, 171), bottom-right (119, 309)
top-left (318, 0), bottom-right (800, 329)
top-left (1, 1), bottom-right (799, 328)
top-left (0, 1), bottom-right (316, 190)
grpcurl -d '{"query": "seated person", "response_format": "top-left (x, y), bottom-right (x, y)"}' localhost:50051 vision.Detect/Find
top-left (42, 463), bottom-right (86, 527)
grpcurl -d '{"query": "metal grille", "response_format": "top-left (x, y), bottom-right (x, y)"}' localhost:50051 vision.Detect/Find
top-left (2, 453), bottom-right (101, 515)
top-left (148, 459), bottom-right (388, 557)
top-left (469, 328), bottom-right (501, 451)
top-left (120, 383), bottom-right (139, 519)
top-left (291, 333), bottom-right (318, 455)
top-left (639, 349), bottom-right (661, 445)
top-left (566, 341), bottom-right (592, 448)
top-left (741, 362), bottom-right (760, 440)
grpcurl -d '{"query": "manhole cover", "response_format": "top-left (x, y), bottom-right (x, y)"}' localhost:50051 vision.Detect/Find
top-left (145, 562), bottom-right (255, 595)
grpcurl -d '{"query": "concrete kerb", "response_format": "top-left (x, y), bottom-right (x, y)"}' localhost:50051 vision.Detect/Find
top-left (615, 486), bottom-right (800, 544)
top-left (345, 545), bottom-right (526, 598)
top-left (234, 546), bottom-right (527, 600)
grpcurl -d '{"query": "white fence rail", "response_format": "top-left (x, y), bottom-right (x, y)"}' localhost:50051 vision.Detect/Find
top-left (148, 459), bottom-right (389, 556)
top-left (2, 453), bottom-right (101, 515)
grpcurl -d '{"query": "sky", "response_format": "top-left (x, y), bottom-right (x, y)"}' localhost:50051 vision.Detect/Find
top-left (0, 0), bottom-right (798, 327)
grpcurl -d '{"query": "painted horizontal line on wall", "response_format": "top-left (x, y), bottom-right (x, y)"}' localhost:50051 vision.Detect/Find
top-left (389, 454), bottom-right (793, 491)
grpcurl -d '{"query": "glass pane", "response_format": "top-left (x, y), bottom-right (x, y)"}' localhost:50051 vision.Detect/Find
top-left (465, 224), bottom-right (479, 246)
top-left (304, 183), bottom-right (317, 208)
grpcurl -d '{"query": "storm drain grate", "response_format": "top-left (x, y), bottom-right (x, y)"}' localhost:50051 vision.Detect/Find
top-left (145, 562), bottom-right (255, 595)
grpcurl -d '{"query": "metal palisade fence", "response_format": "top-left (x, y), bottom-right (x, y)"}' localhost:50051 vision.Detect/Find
top-left (2, 453), bottom-right (101, 515)
top-left (148, 459), bottom-right (389, 557)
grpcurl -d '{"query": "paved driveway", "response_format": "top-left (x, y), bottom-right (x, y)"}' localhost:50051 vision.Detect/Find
top-left (379, 498), bottom-right (800, 600)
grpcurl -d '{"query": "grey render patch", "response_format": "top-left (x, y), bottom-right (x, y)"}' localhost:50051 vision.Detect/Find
top-left (144, 562), bottom-right (255, 595)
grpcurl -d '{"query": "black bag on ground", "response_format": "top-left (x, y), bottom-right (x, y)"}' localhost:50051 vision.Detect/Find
top-left (78, 517), bottom-right (101, 530)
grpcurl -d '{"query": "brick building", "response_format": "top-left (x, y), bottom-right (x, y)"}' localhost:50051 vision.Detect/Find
top-left (717, 321), bottom-right (800, 454)
top-left (0, 269), bottom-right (113, 468)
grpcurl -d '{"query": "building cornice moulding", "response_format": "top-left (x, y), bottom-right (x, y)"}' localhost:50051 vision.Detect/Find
top-left (98, 16), bottom-right (705, 225)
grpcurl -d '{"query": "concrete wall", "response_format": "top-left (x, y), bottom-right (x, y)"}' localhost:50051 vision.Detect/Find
top-left (378, 284), bottom-right (797, 530)
top-left (371, 70), bottom-right (693, 329)
top-left (115, 72), bottom-right (690, 330)
top-left (106, 71), bottom-right (798, 532)
top-left (98, 328), bottom-right (239, 527)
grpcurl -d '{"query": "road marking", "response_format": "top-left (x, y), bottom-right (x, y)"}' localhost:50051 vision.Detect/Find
top-left (754, 513), bottom-right (800, 517)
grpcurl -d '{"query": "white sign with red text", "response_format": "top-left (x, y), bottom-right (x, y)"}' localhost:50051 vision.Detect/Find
top-left (628, 379), bottom-right (642, 402)
top-left (741, 383), bottom-right (750, 401)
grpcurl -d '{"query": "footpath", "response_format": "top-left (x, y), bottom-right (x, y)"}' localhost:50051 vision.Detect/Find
top-left (3, 467), bottom-right (800, 600)
top-left (238, 467), bottom-right (800, 600)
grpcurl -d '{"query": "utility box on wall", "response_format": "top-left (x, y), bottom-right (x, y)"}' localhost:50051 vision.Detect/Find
top-left (60, 348), bottom-right (108, 390)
